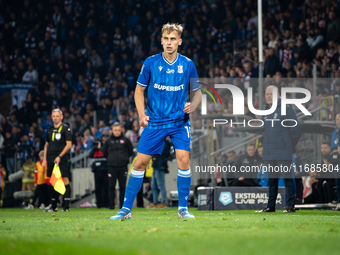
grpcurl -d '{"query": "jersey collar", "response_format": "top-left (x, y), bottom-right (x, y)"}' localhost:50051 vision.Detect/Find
top-left (162, 52), bottom-right (179, 66)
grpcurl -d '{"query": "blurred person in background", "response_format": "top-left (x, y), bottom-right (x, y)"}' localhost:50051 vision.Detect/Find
top-left (229, 143), bottom-right (261, 187)
top-left (147, 137), bottom-right (171, 209)
top-left (102, 122), bottom-right (133, 209)
top-left (89, 134), bottom-right (109, 209)
top-left (259, 85), bottom-right (301, 213)
top-left (28, 151), bottom-right (49, 209)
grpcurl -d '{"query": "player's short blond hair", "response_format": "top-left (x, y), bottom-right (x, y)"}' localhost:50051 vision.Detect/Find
top-left (52, 108), bottom-right (63, 115)
top-left (162, 23), bottom-right (183, 38)
top-left (39, 150), bottom-right (44, 157)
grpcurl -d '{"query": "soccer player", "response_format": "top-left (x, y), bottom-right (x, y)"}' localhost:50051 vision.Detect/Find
top-left (42, 109), bottom-right (72, 212)
top-left (110, 23), bottom-right (202, 220)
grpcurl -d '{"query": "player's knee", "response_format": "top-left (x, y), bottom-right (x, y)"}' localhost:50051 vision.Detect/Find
top-left (177, 156), bottom-right (190, 168)
top-left (133, 160), bottom-right (149, 171)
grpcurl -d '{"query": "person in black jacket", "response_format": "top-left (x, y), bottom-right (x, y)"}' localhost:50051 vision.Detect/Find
top-left (230, 144), bottom-right (261, 187)
top-left (89, 135), bottom-right (109, 209)
top-left (259, 85), bottom-right (301, 213)
top-left (2, 132), bottom-right (17, 175)
top-left (102, 121), bottom-right (133, 209)
top-left (264, 48), bottom-right (281, 77)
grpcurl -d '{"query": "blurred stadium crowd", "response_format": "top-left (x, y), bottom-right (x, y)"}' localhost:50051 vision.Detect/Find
top-left (1, 0), bottom-right (340, 205)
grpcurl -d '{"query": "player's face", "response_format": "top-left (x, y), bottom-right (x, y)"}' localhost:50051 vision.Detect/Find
top-left (112, 126), bottom-right (122, 137)
top-left (51, 112), bottom-right (63, 125)
top-left (161, 31), bottom-right (182, 55)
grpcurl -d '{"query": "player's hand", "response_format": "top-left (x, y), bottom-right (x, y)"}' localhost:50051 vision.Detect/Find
top-left (42, 159), bottom-right (47, 167)
top-left (338, 147), bottom-right (340, 154)
top-left (34, 183), bottom-right (37, 187)
top-left (183, 102), bottom-right (194, 114)
top-left (238, 177), bottom-right (245, 181)
top-left (140, 115), bottom-right (149, 127)
top-left (54, 156), bottom-right (61, 165)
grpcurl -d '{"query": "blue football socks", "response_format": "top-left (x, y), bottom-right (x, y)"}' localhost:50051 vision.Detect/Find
top-left (121, 168), bottom-right (145, 210)
top-left (177, 168), bottom-right (191, 208)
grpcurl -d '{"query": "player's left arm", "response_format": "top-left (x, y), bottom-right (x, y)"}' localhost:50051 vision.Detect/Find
top-left (184, 61), bottom-right (202, 114)
top-left (184, 89), bottom-right (202, 114)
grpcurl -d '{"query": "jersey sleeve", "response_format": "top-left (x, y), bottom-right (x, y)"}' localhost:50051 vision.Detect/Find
top-left (65, 127), bottom-right (72, 141)
top-left (137, 58), bottom-right (150, 87)
top-left (189, 61), bottom-right (200, 92)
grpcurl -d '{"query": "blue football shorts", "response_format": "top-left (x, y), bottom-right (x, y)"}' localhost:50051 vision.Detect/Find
top-left (137, 119), bottom-right (191, 155)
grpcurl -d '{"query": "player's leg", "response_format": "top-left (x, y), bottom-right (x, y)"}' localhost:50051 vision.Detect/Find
top-left (110, 152), bottom-right (152, 220)
top-left (175, 149), bottom-right (194, 218)
top-left (124, 152), bottom-right (152, 208)
top-left (110, 128), bottom-right (166, 220)
top-left (170, 121), bottom-right (195, 218)
top-left (61, 157), bottom-right (71, 211)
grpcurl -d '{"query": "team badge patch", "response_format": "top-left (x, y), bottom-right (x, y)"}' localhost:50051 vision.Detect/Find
top-left (178, 65), bottom-right (183, 73)
top-left (120, 140), bottom-right (125, 144)
top-left (55, 133), bottom-right (61, 140)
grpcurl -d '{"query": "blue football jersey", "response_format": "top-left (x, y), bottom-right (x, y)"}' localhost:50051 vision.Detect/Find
top-left (137, 52), bottom-right (199, 129)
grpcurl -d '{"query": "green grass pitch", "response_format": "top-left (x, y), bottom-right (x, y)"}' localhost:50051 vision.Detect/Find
top-left (1, 208), bottom-right (340, 255)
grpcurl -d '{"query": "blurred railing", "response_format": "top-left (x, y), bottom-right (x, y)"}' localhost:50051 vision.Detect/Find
top-left (70, 150), bottom-right (91, 168)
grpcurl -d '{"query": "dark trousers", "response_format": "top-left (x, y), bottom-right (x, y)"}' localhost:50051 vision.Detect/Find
top-left (267, 160), bottom-right (296, 209)
top-left (137, 186), bottom-right (144, 207)
top-left (108, 166), bottom-right (127, 208)
top-left (295, 178), bottom-right (303, 200)
top-left (304, 182), bottom-right (319, 204)
top-left (94, 170), bottom-right (109, 208)
top-left (335, 178), bottom-right (340, 203)
top-left (315, 179), bottom-right (336, 203)
top-left (32, 183), bottom-right (49, 207)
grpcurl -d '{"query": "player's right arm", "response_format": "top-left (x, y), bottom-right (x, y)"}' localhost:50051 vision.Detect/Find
top-left (135, 85), bottom-right (149, 127)
top-left (136, 58), bottom-right (151, 127)
top-left (42, 142), bottom-right (49, 167)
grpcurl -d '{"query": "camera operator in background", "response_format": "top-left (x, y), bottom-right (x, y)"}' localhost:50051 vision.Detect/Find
top-left (102, 121), bottom-right (133, 210)
top-left (89, 134), bottom-right (109, 209)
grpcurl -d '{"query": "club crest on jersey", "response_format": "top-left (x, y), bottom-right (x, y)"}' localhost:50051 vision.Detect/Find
top-left (55, 133), bottom-right (61, 140)
top-left (178, 65), bottom-right (183, 73)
